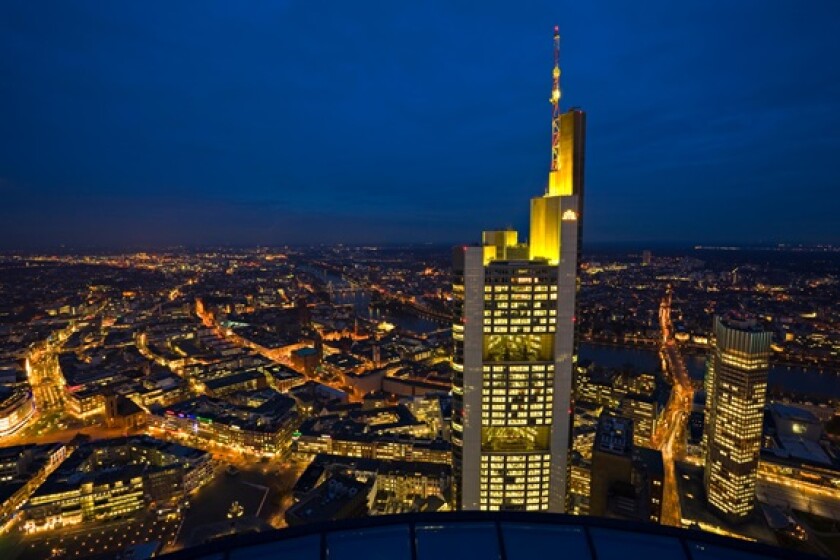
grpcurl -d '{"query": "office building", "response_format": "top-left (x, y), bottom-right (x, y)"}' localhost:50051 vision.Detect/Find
top-left (23, 436), bottom-right (213, 532)
top-left (589, 415), bottom-right (634, 517)
top-left (150, 391), bottom-right (299, 458)
top-left (0, 443), bottom-right (68, 529)
top-left (619, 393), bottom-right (658, 447)
top-left (452, 27), bottom-right (585, 512)
top-left (686, 391), bottom-right (705, 458)
top-left (589, 414), bottom-right (663, 524)
top-left (285, 474), bottom-right (372, 527)
top-left (703, 313), bottom-right (771, 522)
top-left (293, 453), bottom-right (452, 515)
top-left (293, 405), bottom-right (451, 465)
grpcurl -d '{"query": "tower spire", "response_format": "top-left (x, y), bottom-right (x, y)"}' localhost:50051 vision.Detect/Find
top-left (550, 25), bottom-right (562, 177)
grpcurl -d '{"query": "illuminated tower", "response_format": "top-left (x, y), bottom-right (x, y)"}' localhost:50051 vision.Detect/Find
top-left (703, 313), bottom-right (771, 522)
top-left (452, 26), bottom-right (585, 512)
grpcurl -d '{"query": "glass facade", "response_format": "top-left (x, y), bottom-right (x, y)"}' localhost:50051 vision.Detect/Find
top-left (703, 315), bottom-right (772, 521)
top-left (452, 34), bottom-right (585, 512)
top-left (453, 109), bottom-right (584, 513)
top-left (476, 266), bottom-right (557, 510)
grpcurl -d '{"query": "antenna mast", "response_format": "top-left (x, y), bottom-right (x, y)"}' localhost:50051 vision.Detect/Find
top-left (550, 26), bottom-right (562, 174)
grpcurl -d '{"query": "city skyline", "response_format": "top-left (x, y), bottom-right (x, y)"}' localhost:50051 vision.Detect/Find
top-left (0, 5), bottom-right (838, 558)
top-left (0, 241), bottom-right (836, 557)
top-left (2, 2), bottom-right (840, 250)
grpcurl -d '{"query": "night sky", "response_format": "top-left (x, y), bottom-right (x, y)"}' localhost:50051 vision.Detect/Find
top-left (2, 2), bottom-right (839, 249)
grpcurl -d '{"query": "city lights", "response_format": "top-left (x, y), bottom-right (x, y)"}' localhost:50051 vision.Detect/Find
top-left (0, 6), bottom-right (836, 560)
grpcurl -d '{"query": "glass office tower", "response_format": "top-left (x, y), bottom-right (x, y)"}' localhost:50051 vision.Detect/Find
top-left (452, 29), bottom-right (585, 512)
top-left (703, 313), bottom-right (771, 521)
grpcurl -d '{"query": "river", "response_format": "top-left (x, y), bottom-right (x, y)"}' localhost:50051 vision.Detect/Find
top-left (298, 264), bottom-right (442, 334)
top-left (579, 342), bottom-right (840, 398)
top-left (300, 264), bottom-right (837, 396)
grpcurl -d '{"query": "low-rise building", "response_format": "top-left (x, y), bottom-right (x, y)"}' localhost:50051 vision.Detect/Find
top-left (343, 368), bottom-right (387, 396)
top-left (0, 386), bottom-right (35, 437)
top-left (285, 474), bottom-right (371, 526)
top-left (66, 385), bottom-right (107, 418)
top-left (293, 406), bottom-right (451, 465)
top-left (291, 347), bottom-right (320, 375)
top-left (150, 391), bottom-right (299, 457)
top-left (262, 364), bottom-right (306, 392)
top-left (0, 443), bottom-right (68, 529)
top-left (203, 368), bottom-right (267, 397)
top-left (133, 371), bottom-right (190, 408)
top-left (293, 453), bottom-right (452, 514)
top-left (22, 436), bottom-right (212, 532)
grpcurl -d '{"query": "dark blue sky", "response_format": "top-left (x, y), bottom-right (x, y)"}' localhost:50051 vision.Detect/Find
top-left (2, 1), bottom-right (839, 249)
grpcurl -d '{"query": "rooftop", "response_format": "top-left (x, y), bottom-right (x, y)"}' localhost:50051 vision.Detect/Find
top-left (718, 311), bottom-right (765, 333)
top-left (769, 402), bottom-right (819, 424)
top-left (156, 511), bottom-right (814, 560)
top-left (596, 415), bottom-right (633, 456)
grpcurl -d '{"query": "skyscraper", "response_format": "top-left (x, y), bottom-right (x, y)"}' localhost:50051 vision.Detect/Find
top-left (589, 415), bottom-right (634, 517)
top-left (703, 313), bottom-right (771, 522)
top-left (451, 27), bottom-right (585, 512)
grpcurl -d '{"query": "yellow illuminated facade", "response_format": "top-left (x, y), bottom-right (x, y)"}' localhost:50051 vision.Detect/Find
top-left (530, 111), bottom-right (586, 264)
top-left (452, 28), bottom-right (585, 513)
top-left (703, 314), bottom-right (771, 521)
top-left (548, 112), bottom-right (584, 196)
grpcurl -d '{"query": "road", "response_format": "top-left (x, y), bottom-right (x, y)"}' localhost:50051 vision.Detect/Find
top-left (655, 286), bottom-right (695, 527)
top-left (2, 324), bottom-right (80, 445)
top-left (2, 424), bottom-right (143, 448)
top-left (195, 297), bottom-right (365, 402)
top-left (24, 299), bottom-right (108, 421)
top-left (5, 302), bottom-right (137, 448)
top-left (26, 342), bottom-right (66, 414)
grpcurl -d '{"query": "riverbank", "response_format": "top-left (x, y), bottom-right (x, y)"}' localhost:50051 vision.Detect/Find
top-left (581, 338), bottom-right (840, 375)
top-left (579, 342), bottom-right (840, 400)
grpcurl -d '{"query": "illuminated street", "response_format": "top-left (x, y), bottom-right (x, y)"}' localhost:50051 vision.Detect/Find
top-left (0, 5), bottom-right (837, 557)
top-left (655, 288), bottom-right (695, 527)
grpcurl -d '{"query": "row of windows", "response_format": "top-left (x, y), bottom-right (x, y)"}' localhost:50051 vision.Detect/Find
top-left (485, 377), bottom-right (554, 387)
top-left (484, 365), bottom-right (553, 372)
top-left (485, 293), bottom-right (555, 302)
top-left (480, 488), bottom-right (549, 498)
top-left (485, 274), bottom-right (556, 283)
top-left (481, 454), bottom-right (550, 464)
top-left (484, 418), bottom-right (553, 426)
top-left (484, 326), bottom-right (553, 334)
top-left (482, 388), bottom-right (554, 396)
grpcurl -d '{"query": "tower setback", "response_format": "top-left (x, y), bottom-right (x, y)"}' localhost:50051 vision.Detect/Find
top-left (452, 27), bottom-right (585, 512)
